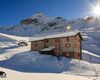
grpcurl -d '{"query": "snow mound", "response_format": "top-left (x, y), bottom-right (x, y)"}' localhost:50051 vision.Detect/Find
top-left (0, 51), bottom-right (99, 76)
top-left (0, 12), bottom-right (68, 36)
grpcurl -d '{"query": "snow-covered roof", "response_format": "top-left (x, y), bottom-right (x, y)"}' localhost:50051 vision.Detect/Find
top-left (40, 46), bottom-right (55, 51)
top-left (29, 31), bottom-right (82, 41)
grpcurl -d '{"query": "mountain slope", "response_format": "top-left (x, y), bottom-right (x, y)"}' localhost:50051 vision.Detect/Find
top-left (0, 12), bottom-right (68, 36)
top-left (0, 21), bottom-right (100, 80)
top-left (0, 13), bottom-right (100, 56)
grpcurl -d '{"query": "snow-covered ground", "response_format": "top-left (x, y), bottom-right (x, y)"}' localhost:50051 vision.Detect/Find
top-left (0, 33), bottom-right (100, 80)
top-left (82, 50), bottom-right (100, 63)
top-left (0, 68), bottom-right (93, 80)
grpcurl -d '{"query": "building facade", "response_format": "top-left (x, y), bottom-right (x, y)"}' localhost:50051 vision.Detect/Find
top-left (30, 31), bottom-right (83, 59)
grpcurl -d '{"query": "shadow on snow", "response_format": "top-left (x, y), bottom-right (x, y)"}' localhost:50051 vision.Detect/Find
top-left (0, 46), bottom-right (19, 54)
top-left (0, 51), bottom-right (72, 73)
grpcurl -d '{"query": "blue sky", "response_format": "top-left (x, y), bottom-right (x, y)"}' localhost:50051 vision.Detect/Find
top-left (0, 0), bottom-right (96, 26)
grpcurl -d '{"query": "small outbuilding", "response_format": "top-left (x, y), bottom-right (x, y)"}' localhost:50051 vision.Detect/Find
top-left (29, 30), bottom-right (83, 59)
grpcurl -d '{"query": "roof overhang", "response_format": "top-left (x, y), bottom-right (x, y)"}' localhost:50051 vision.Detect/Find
top-left (29, 30), bottom-right (83, 42)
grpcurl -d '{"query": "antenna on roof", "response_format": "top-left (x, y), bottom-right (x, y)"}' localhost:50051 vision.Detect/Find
top-left (66, 25), bottom-right (72, 32)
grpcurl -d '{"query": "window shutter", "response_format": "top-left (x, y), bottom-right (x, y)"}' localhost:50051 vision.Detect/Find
top-left (75, 44), bottom-right (77, 48)
top-left (65, 43), bottom-right (70, 48)
top-left (78, 53), bottom-right (80, 57)
top-left (55, 45), bottom-right (60, 49)
top-left (75, 44), bottom-right (79, 48)
top-left (66, 37), bottom-right (69, 41)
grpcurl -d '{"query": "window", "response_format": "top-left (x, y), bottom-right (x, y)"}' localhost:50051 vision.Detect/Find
top-left (65, 43), bottom-right (71, 48)
top-left (63, 52), bottom-right (72, 57)
top-left (55, 38), bottom-right (60, 42)
top-left (75, 44), bottom-right (79, 48)
top-left (75, 44), bottom-right (77, 48)
top-left (75, 53), bottom-right (80, 58)
top-left (66, 37), bottom-right (69, 41)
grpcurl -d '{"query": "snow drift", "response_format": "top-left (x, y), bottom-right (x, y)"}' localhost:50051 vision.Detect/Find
top-left (0, 51), bottom-right (99, 76)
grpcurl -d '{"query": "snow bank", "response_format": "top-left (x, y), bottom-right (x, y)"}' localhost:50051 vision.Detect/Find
top-left (0, 51), bottom-right (98, 76)
top-left (0, 68), bottom-right (93, 80)
top-left (0, 33), bottom-right (29, 41)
